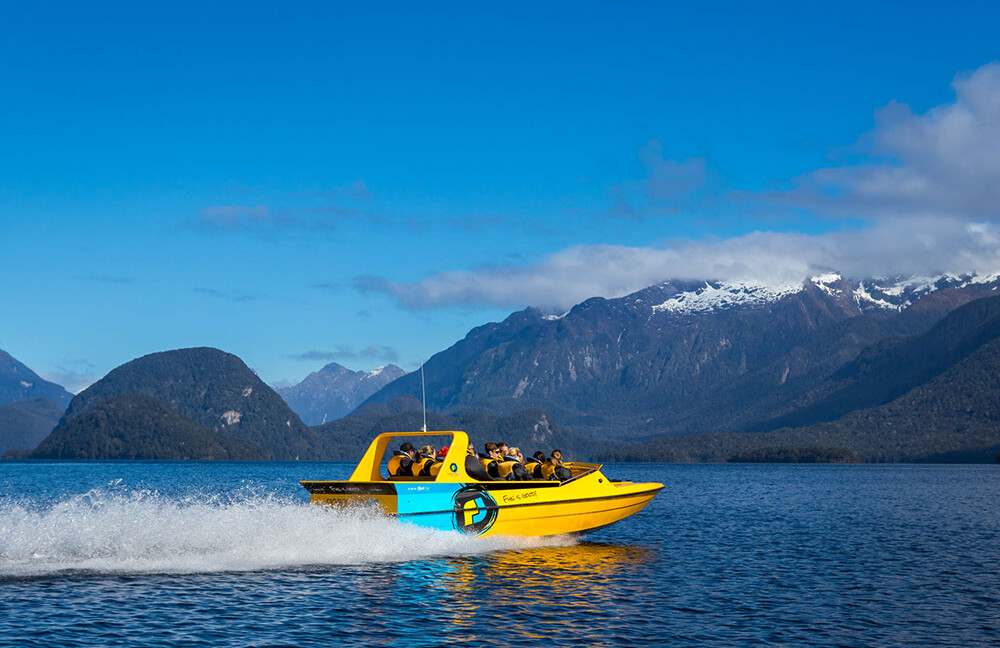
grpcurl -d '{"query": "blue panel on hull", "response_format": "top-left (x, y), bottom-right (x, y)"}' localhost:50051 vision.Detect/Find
top-left (395, 483), bottom-right (462, 516)
top-left (394, 483), bottom-right (499, 535)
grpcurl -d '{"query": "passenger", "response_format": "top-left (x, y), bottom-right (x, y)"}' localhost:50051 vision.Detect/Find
top-left (479, 442), bottom-right (502, 479)
top-left (539, 456), bottom-right (557, 480)
top-left (436, 446), bottom-right (449, 460)
top-left (528, 451), bottom-right (547, 479)
top-left (465, 452), bottom-right (501, 481)
top-left (550, 451), bottom-right (572, 481)
top-left (467, 443), bottom-right (476, 456)
top-left (387, 442), bottom-right (417, 477)
top-left (496, 442), bottom-right (509, 457)
top-left (411, 445), bottom-right (438, 477)
top-left (497, 446), bottom-right (531, 481)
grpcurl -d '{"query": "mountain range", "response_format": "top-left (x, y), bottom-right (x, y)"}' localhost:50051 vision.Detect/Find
top-left (275, 362), bottom-right (405, 425)
top-left (361, 272), bottom-right (1000, 460)
top-left (6, 271), bottom-right (1000, 462)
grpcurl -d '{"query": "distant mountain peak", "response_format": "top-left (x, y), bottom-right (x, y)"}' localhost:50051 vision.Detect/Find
top-left (0, 349), bottom-right (73, 408)
top-left (362, 364), bottom-right (402, 379)
top-left (276, 362), bottom-right (406, 425)
top-left (318, 362), bottom-right (351, 375)
top-left (651, 279), bottom-right (804, 315)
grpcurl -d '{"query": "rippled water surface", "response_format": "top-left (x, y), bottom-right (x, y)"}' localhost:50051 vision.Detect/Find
top-left (2, 462), bottom-right (998, 647)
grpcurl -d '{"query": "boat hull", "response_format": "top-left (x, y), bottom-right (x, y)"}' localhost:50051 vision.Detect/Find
top-left (302, 471), bottom-right (662, 537)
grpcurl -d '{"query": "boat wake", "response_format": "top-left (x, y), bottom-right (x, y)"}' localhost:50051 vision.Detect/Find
top-left (0, 487), bottom-right (575, 579)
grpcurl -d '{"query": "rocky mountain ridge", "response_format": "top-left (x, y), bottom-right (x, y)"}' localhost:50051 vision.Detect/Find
top-left (362, 272), bottom-right (1000, 446)
top-left (275, 362), bottom-right (406, 425)
top-left (0, 349), bottom-right (73, 408)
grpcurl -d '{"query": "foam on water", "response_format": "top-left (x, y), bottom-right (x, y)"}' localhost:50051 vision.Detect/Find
top-left (0, 486), bottom-right (573, 578)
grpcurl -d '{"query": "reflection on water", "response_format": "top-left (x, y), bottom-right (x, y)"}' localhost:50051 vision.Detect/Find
top-left (4, 462), bottom-right (1000, 647)
top-left (338, 542), bottom-right (658, 646)
top-left (440, 543), bottom-right (655, 643)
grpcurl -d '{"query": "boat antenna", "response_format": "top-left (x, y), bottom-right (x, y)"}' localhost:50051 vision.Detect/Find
top-left (420, 361), bottom-right (427, 432)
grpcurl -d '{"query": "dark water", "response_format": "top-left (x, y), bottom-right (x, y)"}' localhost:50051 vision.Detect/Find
top-left (2, 462), bottom-right (998, 647)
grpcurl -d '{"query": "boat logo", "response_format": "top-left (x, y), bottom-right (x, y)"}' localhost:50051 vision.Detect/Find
top-left (452, 486), bottom-right (498, 535)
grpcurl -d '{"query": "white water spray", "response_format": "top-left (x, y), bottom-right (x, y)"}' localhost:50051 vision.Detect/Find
top-left (0, 488), bottom-right (574, 578)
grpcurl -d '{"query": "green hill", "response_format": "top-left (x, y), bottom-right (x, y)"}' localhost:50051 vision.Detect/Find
top-left (61, 347), bottom-right (317, 459)
top-left (29, 394), bottom-right (269, 460)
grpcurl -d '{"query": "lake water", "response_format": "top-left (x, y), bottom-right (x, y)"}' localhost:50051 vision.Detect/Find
top-left (1, 462), bottom-right (998, 647)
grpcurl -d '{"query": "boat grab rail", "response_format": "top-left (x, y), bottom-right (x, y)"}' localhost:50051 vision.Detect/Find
top-left (558, 463), bottom-right (603, 486)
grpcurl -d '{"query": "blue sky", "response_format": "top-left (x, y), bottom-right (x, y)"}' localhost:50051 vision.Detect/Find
top-left (3, 1), bottom-right (1000, 391)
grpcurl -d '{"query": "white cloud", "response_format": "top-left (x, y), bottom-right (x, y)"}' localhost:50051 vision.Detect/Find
top-left (357, 217), bottom-right (1000, 311)
top-left (769, 62), bottom-right (1000, 219)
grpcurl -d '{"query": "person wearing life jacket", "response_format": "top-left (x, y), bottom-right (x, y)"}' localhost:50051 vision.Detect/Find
top-left (497, 446), bottom-right (531, 481)
top-left (549, 449), bottom-right (572, 481)
top-left (539, 456), bottom-right (558, 480)
top-left (410, 445), bottom-right (438, 477)
top-left (523, 454), bottom-right (542, 479)
top-left (479, 442), bottom-right (502, 479)
top-left (527, 451), bottom-right (547, 479)
top-left (387, 442), bottom-right (417, 477)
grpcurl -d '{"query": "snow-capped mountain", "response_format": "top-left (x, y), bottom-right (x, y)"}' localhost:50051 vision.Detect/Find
top-left (362, 271), bottom-right (1000, 442)
top-left (649, 272), bottom-right (1000, 316)
top-left (276, 362), bottom-right (406, 425)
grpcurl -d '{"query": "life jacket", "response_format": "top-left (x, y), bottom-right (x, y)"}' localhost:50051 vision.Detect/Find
top-left (387, 451), bottom-right (414, 477)
top-left (524, 458), bottom-right (542, 479)
top-left (429, 461), bottom-right (443, 477)
top-left (411, 455), bottom-right (436, 477)
top-left (479, 453), bottom-right (500, 478)
top-left (498, 456), bottom-right (531, 481)
top-left (540, 462), bottom-right (557, 480)
top-left (509, 462), bottom-right (531, 481)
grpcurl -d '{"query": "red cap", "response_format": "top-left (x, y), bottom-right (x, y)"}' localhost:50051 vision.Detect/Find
top-left (436, 446), bottom-right (449, 459)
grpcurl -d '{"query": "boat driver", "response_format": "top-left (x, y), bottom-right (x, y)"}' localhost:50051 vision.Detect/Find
top-left (387, 442), bottom-right (418, 477)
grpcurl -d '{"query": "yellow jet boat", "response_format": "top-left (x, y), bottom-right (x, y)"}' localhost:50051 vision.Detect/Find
top-left (300, 431), bottom-right (663, 537)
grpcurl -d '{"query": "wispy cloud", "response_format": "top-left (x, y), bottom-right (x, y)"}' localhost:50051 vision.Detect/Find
top-left (308, 281), bottom-right (343, 292)
top-left (316, 179), bottom-right (372, 202)
top-left (78, 275), bottom-right (136, 285)
top-left (290, 345), bottom-right (400, 363)
top-left (356, 217), bottom-right (1000, 311)
top-left (197, 204), bottom-right (272, 228)
top-left (188, 181), bottom-right (377, 234)
top-left (38, 359), bottom-right (100, 394)
top-left (762, 62), bottom-right (1000, 220)
top-left (194, 288), bottom-right (261, 302)
top-left (608, 139), bottom-right (717, 218)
